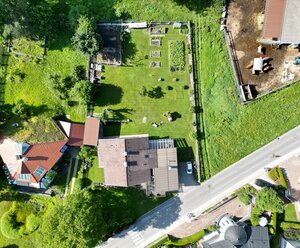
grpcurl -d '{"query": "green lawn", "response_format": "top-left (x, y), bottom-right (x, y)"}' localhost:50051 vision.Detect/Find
top-left (94, 27), bottom-right (194, 161)
top-left (285, 203), bottom-right (297, 222)
top-left (199, 5), bottom-right (300, 177)
top-left (107, 187), bottom-right (171, 218)
top-left (87, 155), bottom-right (104, 184)
top-left (4, 33), bottom-right (87, 122)
top-left (0, 194), bottom-right (57, 248)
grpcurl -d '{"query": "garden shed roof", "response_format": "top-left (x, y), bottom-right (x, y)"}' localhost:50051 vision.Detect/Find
top-left (67, 123), bottom-right (84, 147)
top-left (83, 117), bottom-right (100, 146)
top-left (262, 0), bottom-right (300, 44)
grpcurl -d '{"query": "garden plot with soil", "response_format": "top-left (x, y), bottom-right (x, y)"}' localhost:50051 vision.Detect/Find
top-left (92, 24), bottom-right (195, 161)
top-left (227, 0), bottom-right (300, 94)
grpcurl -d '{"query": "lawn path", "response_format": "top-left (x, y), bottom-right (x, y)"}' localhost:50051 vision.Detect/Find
top-left (63, 158), bottom-right (73, 198)
top-left (70, 158), bottom-right (79, 195)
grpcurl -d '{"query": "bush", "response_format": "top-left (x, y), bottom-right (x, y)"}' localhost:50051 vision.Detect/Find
top-left (237, 192), bottom-right (251, 205)
top-left (267, 166), bottom-right (287, 189)
top-left (283, 228), bottom-right (300, 240)
top-left (269, 212), bottom-right (277, 235)
top-left (12, 100), bottom-right (30, 119)
top-left (277, 167), bottom-right (288, 189)
top-left (280, 221), bottom-right (300, 230)
top-left (74, 178), bottom-right (83, 192)
top-left (0, 210), bottom-right (21, 239)
top-left (169, 41), bottom-right (185, 71)
top-left (250, 206), bottom-right (263, 226)
top-left (72, 65), bottom-right (86, 82)
top-left (25, 214), bottom-right (40, 233)
top-left (268, 167), bottom-right (279, 182)
top-left (255, 187), bottom-right (284, 213)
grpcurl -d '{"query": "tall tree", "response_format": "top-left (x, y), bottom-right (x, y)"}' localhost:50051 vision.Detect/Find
top-left (71, 80), bottom-right (93, 105)
top-left (71, 15), bottom-right (102, 56)
top-left (47, 74), bottom-right (72, 100)
top-left (77, 145), bottom-right (95, 165)
top-left (255, 187), bottom-right (285, 213)
top-left (39, 190), bottom-right (106, 248)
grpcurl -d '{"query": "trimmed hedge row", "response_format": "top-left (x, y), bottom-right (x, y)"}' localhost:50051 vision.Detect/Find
top-left (280, 221), bottom-right (300, 230)
top-left (150, 226), bottom-right (216, 247)
top-left (269, 212), bottom-right (277, 235)
top-left (268, 166), bottom-right (288, 189)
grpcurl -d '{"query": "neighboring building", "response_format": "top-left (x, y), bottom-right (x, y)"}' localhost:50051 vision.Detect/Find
top-left (260, 0), bottom-right (300, 45)
top-left (83, 117), bottom-right (100, 146)
top-left (98, 135), bottom-right (179, 195)
top-left (281, 237), bottom-right (300, 248)
top-left (0, 139), bottom-right (67, 188)
top-left (203, 214), bottom-right (270, 248)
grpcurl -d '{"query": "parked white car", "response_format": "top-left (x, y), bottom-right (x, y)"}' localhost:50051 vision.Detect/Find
top-left (186, 161), bottom-right (193, 174)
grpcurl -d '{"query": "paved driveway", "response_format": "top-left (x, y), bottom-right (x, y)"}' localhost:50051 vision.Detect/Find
top-left (178, 162), bottom-right (198, 191)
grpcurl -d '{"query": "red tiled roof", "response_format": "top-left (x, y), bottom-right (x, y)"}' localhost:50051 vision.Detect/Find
top-left (67, 123), bottom-right (84, 147)
top-left (83, 117), bottom-right (100, 146)
top-left (23, 140), bottom-right (68, 182)
top-left (262, 0), bottom-right (286, 38)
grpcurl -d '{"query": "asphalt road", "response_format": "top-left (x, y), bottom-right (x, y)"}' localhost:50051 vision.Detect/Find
top-left (100, 125), bottom-right (300, 248)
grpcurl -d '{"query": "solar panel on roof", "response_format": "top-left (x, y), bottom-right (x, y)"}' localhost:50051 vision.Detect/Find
top-left (60, 145), bottom-right (68, 153)
top-left (34, 166), bottom-right (46, 177)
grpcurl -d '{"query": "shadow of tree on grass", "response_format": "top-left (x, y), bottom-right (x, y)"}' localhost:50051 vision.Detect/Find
top-left (147, 86), bottom-right (165, 99)
top-left (122, 32), bottom-right (138, 65)
top-left (93, 83), bottom-right (124, 107)
top-left (173, 0), bottom-right (215, 13)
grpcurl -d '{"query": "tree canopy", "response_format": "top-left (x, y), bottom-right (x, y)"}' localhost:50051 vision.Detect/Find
top-left (72, 15), bottom-right (102, 56)
top-left (71, 80), bottom-right (93, 105)
top-left (77, 145), bottom-right (95, 165)
top-left (39, 190), bottom-right (106, 248)
top-left (255, 187), bottom-right (285, 213)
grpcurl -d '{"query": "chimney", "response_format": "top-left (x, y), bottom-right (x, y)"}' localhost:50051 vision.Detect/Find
top-left (22, 157), bottom-right (28, 163)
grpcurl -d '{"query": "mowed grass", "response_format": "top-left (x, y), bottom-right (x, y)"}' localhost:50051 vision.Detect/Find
top-left (87, 155), bottom-right (104, 184)
top-left (4, 34), bottom-right (88, 122)
top-left (94, 28), bottom-right (194, 161)
top-left (200, 5), bottom-right (300, 176)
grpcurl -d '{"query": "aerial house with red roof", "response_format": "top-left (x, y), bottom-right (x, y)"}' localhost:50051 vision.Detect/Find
top-left (0, 139), bottom-right (68, 188)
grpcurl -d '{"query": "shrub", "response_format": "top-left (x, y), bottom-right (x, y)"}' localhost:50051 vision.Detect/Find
top-left (72, 65), bottom-right (86, 82)
top-left (0, 210), bottom-right (21, 239)
top-left (255, 187), bottom-right (284, 213)
top-left (169, 41), bottom-right (185, 71)
top-left (267, 166), bottom-right (288, 189)
top-left (25, 214), bottom-right (40, 233)
top-left (280, 221), bottom-right (300, 230)
top-left (268, 167), bottom-right (279, 182)
top-left (74, 178), bottom-right (83, 192)
top-left (237, 192), bottom-right (251, 205)
top-left (139, 86), bottom-right (148, 96)
top-left (269, 212), bottom-right (277, 235)
top-left (283, 228), bottom-right (300, 240)
top-left (12, 100), bottom-right (30, 119)
top-left (250, 206), bottom-right (263, 226)
top-left (277, 167), bottom-right (288, 189)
